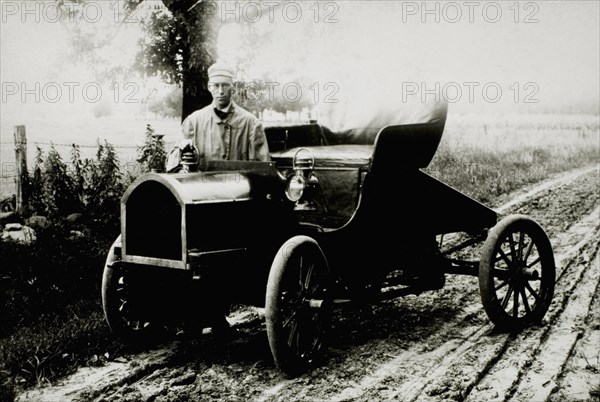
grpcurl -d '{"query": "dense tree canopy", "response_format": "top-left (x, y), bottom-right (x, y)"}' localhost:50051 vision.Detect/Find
top-left (133, 0), bottom-right (218, 120)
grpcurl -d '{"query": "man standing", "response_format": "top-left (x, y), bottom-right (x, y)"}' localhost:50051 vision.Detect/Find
top-left (167, 62), bottom-right (270, 171)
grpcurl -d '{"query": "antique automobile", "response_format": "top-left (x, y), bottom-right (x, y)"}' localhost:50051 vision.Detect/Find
top-left (101, 112), bottom-right (555, 376)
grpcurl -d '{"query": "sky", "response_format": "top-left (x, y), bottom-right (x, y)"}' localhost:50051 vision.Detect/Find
top-left (1, 0), bottom-right (599, 126)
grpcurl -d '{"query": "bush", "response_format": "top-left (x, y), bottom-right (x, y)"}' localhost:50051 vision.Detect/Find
top-left (86, 141), bottom-right (125, 232)
top-left (23, 124), bottom-right (167, 225)
top-left (24, 140), bottom-right (126, 232)
top-left (137, 124), bottom-right (167, 173)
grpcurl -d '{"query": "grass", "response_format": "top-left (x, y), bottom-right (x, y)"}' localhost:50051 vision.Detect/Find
top-left (0, 112), bottom-right (598, 399)
top-left (0, 301), bottom-right (123, 399)
top-left (426, 113), bottom-right (599, 204)
top-left (0, 223), bottom-right (122, 398)
top-left (0, 303), bottom-right (120, 387)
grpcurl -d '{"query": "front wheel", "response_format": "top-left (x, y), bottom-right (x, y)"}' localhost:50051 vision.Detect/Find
top-left (265, 235), bottom-right (333, 377)
top-left (479, 215), bottom-right (555, 330)
top-left (101, 237), bottom-right (162, 342)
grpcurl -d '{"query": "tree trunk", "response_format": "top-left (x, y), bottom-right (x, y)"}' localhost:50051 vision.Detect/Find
top-left (162, 0), bottom-right (218, 121)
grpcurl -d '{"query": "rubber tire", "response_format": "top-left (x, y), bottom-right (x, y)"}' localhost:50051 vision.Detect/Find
top-left (479, 214), bottom-right (555, 330)
top-left (266, 235), bottom-right (332, 377)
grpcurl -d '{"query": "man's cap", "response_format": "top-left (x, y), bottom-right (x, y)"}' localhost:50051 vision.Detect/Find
top-left (208, 62), bottom-right (235, 80)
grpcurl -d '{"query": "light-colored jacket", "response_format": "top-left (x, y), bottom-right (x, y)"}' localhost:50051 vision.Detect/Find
top-left (168, 102), bottom-right (270, 171)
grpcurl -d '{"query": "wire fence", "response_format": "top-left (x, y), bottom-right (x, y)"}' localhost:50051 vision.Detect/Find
top-left (0, 141), bottom-right (142, 149)
top-left (1, 140), bottom-right (175, 163)
top-left (0, 139), bottom-right (176, 199)
top-left (1, 141), bottom-right (140, 180)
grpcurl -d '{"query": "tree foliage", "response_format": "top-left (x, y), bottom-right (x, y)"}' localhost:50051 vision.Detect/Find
top-left (133, 2), bottom-right (183, 85)
top-left (130, 0), bottom-right (219, 119)
top-left (148, 86), bottom-right (183, 118)
top-left (54, 0), bottom-right (134, 82)
top-left (56, 0), bottom-right (219, 120)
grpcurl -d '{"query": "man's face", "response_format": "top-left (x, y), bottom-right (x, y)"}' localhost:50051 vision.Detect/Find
top-left (208, 76), bottom-right (234, 109)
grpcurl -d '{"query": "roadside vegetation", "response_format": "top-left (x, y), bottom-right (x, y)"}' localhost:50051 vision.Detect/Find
top-left (427, 114), bottom-right (599, 205)
top-left (0, 114), bottom-right (598, 400)
top-left (0, 125), bottom-right (166, 400)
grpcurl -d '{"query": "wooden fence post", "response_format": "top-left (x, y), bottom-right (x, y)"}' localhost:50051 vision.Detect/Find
top-left (14, 125), bottom-right (27, 215)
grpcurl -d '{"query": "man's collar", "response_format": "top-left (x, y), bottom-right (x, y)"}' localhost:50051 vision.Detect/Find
top-left (213, 101), bottom-right (234, 113)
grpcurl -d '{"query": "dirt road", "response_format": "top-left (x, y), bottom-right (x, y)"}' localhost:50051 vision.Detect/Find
top-left (18, 166), bottom-right (600, 402)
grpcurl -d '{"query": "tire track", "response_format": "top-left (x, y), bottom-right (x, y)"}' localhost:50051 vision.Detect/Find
top-left (418, 217), bottom-right (599, 402)
top-left (17, 346), bottom-right (178, 402)
top-left (493, 165), bottom-right (597, 215)
top-left (466, 214), bottom-right (600, 402)
top-left (15, 309), bottom-right (261, 402)
top-left (549, 265), bottom-right (600, 402)
top-left (331, 319), bottom-right (491, 402)
top-left (329, 207), bottom-right (598, 402)
top-left (507, 248), bottom-right (600, 402)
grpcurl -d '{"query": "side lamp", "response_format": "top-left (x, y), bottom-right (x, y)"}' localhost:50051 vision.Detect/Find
top-left (285, 148), bottom-right (319, 211)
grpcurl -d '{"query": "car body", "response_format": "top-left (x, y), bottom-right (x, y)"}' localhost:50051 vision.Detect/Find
top-left (102, 118), bottom-right (556, 376)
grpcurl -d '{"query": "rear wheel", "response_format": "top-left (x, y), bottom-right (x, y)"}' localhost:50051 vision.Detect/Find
top-left (266, 236), bottom-right (332, 377)
top-left (479, 215), bottom-right (555, 329)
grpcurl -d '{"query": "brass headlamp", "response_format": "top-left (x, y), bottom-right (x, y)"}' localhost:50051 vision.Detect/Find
top-left (285, 148), bottom-right (319, 210)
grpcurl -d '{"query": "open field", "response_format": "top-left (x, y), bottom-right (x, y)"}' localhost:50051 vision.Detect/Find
top-left (427, 113), bottom-right (599, 204)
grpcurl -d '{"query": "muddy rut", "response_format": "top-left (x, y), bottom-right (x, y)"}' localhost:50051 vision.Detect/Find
top-left (18, 166), bottom-right (600, 402)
